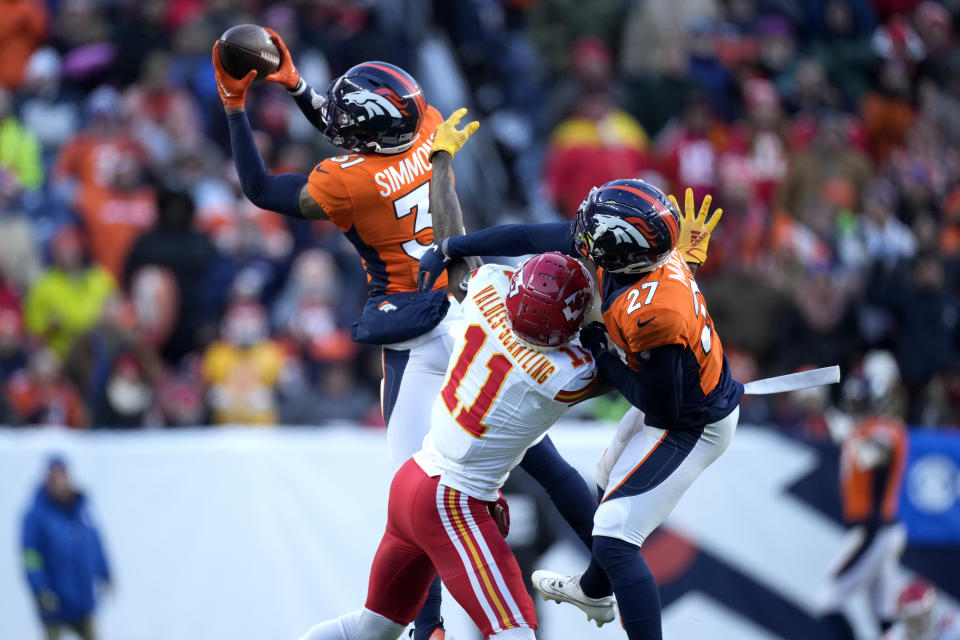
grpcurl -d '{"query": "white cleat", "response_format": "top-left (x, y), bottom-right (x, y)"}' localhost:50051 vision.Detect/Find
top-left (531, 570), bottom-right (616, 627)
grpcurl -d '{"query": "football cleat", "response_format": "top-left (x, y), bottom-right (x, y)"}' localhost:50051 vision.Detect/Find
top-left (531, 570), bottom-right (616, 627)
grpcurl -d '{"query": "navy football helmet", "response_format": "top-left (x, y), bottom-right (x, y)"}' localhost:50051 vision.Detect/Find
top-left (573, 179), bottom-right (681, 274)
top-left (319, 61), bottom-right (426, 154)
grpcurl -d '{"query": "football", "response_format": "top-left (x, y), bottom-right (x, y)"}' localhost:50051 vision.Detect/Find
top-left (216, 24), bottom-right (280, 80)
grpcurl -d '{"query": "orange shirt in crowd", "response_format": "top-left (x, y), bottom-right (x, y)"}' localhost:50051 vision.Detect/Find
top-left (0, 0), bottom-right (47, 89)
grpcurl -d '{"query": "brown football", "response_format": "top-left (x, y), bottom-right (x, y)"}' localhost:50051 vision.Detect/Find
top-left (216, 24), bottom-right (280, 80)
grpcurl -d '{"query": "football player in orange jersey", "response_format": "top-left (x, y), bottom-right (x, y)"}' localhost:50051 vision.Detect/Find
top-left (214, 34), bottom-right (604, 640)
top-left (820, 351), bottom-right (909, 640)
top-left (419, 182), bottom-right (738, 639)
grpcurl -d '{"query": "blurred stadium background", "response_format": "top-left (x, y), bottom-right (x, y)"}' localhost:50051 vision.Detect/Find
top-left (0, 0), bottom-right (959, 639)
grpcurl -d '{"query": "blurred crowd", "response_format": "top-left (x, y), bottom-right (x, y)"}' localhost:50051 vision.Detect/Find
top-left (0, 0), bottom-right (957, 431)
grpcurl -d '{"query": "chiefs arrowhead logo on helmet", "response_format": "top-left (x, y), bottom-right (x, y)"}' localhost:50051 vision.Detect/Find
top-left (505, 252), bottom-right (594, 350)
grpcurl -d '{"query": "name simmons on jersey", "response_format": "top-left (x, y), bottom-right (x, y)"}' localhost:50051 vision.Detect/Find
top-left (374, 135), bottom-right (435, 197)
top-left (471, 282), bottom-right (557, 384)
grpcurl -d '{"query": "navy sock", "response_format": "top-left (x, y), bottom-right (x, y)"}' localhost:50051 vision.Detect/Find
top-left (520, 436), bottom-right (597, 552)
top-left (580, 555), bottom-right (613, 599)
top-left (593, 536), bottom-right (662, 640)
top-left (412, 577), bottom-right (443, 639)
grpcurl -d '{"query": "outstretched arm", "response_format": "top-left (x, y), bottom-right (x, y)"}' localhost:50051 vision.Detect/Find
top-left (262, 27), bottom-right (328, 134)
top-left (423, 109), bottom-right (482, 299)
top-left (417, 221), bottom-right (575, 292)
top-left (214, 42), bottom-right (327, 221)
top-left (429, 151), bottom-right (479, 300)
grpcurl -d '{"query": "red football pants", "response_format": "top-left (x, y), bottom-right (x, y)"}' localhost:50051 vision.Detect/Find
top-left (364, 458), bottom-right (537, 638)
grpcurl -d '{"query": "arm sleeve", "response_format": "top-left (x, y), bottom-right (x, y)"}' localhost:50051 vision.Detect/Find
top-left (444, 222), bottom-right (577, 259)
top-left (595, 344), bottom-right (683, 423)
top-left (21, 512), bottom-right (50, 595)
top-left (226, 111), bottom-right (307, 218)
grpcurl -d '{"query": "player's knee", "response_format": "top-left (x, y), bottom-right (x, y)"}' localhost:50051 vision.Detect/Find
top-left (592, 500), bottom-right (646, 547)
top-left (489, 627), bottom-right (536, 640)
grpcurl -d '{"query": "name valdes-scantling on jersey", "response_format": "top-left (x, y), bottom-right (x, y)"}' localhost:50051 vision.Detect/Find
top-left (417, 263), bottom-right (597, 501)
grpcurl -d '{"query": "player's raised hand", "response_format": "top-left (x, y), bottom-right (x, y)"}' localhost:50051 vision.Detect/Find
top-left (212, 43), bottom-right (257, 111)
top-left (417, 241), bottom-right (451, 292)
top-left (263, 27), bottom-right (302, 92)
top-left (579, 321), bottom-right (610, 360)
top-left (431, 108), bottom-right (480, 159)
top-left (668, 187), bottom-right (723, 267)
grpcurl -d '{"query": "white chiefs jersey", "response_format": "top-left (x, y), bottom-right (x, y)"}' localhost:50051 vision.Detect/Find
top-left (414, 264), bottom-right (597, 501)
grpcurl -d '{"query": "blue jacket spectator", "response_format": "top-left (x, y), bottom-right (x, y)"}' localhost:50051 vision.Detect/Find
top-left (21, 457), bottom-right (111, 630)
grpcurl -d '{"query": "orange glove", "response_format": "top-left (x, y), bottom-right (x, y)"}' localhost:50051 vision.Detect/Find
top-left (264, 27), bottom-right (303, 93)
top-left (212, 43), bottom-right (257, 110)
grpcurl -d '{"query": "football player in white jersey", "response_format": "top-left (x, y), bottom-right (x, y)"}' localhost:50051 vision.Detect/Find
top-left (296, 252), bottom-right (610, 640)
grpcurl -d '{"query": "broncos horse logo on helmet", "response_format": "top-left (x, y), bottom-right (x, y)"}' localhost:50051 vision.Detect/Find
top-left (318, 61), bottom-right (426, 154)
top-left (573, 179), bottom-right (681, 274)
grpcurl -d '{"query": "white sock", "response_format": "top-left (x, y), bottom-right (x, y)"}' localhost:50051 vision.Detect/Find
top-left (297, 609), bottom-right (405, 640)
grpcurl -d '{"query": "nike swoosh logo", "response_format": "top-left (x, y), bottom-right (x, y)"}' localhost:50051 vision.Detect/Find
top-left (637, 316), bottom-right (656, 327)
top-left (218, 79), bottom-right (234, 97)
top-left (314, 167), bottom-right (328, 174)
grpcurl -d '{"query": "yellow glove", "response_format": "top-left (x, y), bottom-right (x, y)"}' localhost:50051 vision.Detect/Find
top-left (668, 187), bottom-right (723, 266)
top-left (431, 108), bottom-right (479, 159)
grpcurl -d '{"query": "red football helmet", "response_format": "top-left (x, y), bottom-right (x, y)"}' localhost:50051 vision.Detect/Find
top-left (505, 252), bottom-right (594, 349)
top-left (898, 579), bottom-right (937, 638)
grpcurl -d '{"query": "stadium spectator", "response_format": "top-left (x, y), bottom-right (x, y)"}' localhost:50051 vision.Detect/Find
top-left (870, 252), bottom-right (960, 424)
top-left (201, 301), bottom-right (287, 425)
top-left (0, 0), bottom-right (48, 90)
top-left (65, 295), bottom-right (161, 429)
top-left (542, 39), bottom-right (650, 216)
top-left (21, 456), bottom-right (111, 640)
top-left (778, 112), bottom-right (873, 218)
top-left (124, 187), bottom-right (220, 364)
top-left (5, 347), bottom-right (86, 428)
top-left (16, 47), bottom-right (80, 158)
top-left (0, 278), bottom-right (26, 382)
top-left (24, 226), bottom-right (115, 360)
top-left (0, 87), bottom-right (44, 191)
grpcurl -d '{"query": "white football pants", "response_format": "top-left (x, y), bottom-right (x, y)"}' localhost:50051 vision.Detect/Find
top-left (593, 405), bottom-right (740, 547)
top-left (817, 522), bottom-right (906, 621)
top-left (381, 303), bottom-right (460, 469)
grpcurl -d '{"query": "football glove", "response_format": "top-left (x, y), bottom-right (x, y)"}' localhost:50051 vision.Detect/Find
top-left (579, 322), bottom-right (610, 361)
top-left (488, 491), bottom-right (510, 538)
top-left (431, 108), bottom-right (479, 159)
top-left (668, 187), bottom-right (723, 267)
top-left (263, 27), bottom-right (303, 93)
top-left (212, 43), bottom-right (257, 110)
top-left (417, 240), bottom-right (451, 292)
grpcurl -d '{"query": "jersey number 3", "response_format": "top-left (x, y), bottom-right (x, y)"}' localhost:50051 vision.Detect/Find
top-left (441, 325), bottom-right (512, 438)
top-left (393, 182), bottom-right (433, 259)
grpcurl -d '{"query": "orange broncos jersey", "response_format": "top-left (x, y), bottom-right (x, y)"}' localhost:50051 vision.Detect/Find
top-left (306, 106), bottom-right (448, 296)
top-left (841, 416), bottom-right (908, 525)
top-left (600, 250), bottom-right (742, 428)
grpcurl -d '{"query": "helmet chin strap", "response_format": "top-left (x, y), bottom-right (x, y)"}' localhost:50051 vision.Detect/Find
top-left (607, 251), bottom-right (673, 275)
